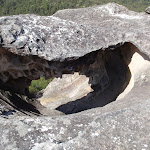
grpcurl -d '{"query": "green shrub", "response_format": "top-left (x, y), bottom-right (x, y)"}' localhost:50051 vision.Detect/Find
top-left (0, 0), bottom-right (150, 17)
top-left (29, 77), bottom-right (53, 94)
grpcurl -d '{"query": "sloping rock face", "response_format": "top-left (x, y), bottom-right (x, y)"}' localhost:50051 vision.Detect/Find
top-left (0, 2), bottom-right (150, 150)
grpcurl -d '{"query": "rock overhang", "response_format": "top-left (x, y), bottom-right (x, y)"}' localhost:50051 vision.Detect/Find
top-left (1, 3), bottom-right (150, 61)
top-left (0, 3), bottom-right (150, 113)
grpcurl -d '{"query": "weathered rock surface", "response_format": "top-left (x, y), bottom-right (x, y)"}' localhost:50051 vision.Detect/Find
top-left (0, 2), bottom-right (150, 150)
top-left (1, 98), bottom-right (150, 150)
top-left (145, 6), bottom-right (150, 14)
top-left (40, 72), bottom-right (94, 109)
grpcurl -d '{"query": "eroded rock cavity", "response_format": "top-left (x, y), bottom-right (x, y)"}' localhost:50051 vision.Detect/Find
top-left (0, 42), bottom-right (149, 116)
top-left (39, 42), bottom-right (150, 114)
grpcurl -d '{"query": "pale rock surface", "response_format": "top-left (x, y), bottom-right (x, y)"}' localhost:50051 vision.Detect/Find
top-left (40, 72), bottom-right (93, 109)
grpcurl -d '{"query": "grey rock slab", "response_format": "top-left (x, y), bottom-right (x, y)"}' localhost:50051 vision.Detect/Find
top-left (1, 97), bottom-right (150, 149)
top-left (0, 3), bottom-right (150, 61)
top-left (61, 99), bottom-right (150, 150)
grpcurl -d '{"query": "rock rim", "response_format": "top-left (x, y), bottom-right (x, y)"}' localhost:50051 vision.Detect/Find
top-left (0, 3), bottom-right (150, 61)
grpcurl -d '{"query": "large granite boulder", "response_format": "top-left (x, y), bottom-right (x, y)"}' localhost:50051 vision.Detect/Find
top-left (0, 2), bottom-right (150, 150)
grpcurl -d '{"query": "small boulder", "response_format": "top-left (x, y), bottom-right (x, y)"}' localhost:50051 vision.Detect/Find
top-left (145, 6), bottom-right (150, 14)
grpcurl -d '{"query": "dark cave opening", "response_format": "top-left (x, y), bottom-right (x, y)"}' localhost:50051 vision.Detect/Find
top-left (0, 42), bottom-right (149, 116)
top-left (55, 42), bottom-right (150, 114)
top-left (56, 43), bottom-right (132, 114)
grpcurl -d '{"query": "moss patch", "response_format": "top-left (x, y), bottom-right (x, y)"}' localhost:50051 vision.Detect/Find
top-left (29, 77), bottom-right (53, 94)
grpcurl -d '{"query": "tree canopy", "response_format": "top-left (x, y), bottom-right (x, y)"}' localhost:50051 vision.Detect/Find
top-left (0, 0), bottom-right (150, 16)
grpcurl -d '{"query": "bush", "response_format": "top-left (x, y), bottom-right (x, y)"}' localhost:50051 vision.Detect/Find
top-left (29, 77), bottom-right (53, 94)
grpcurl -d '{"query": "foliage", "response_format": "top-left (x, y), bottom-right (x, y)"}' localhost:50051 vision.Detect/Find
top-left (0, 0), bottom-right (150, 17)
top-left (29, 77), bottom-right (53, 93)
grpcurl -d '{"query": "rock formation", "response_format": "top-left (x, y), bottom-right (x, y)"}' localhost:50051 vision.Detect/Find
top-left (0, 2), bottom-right (150, 150)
